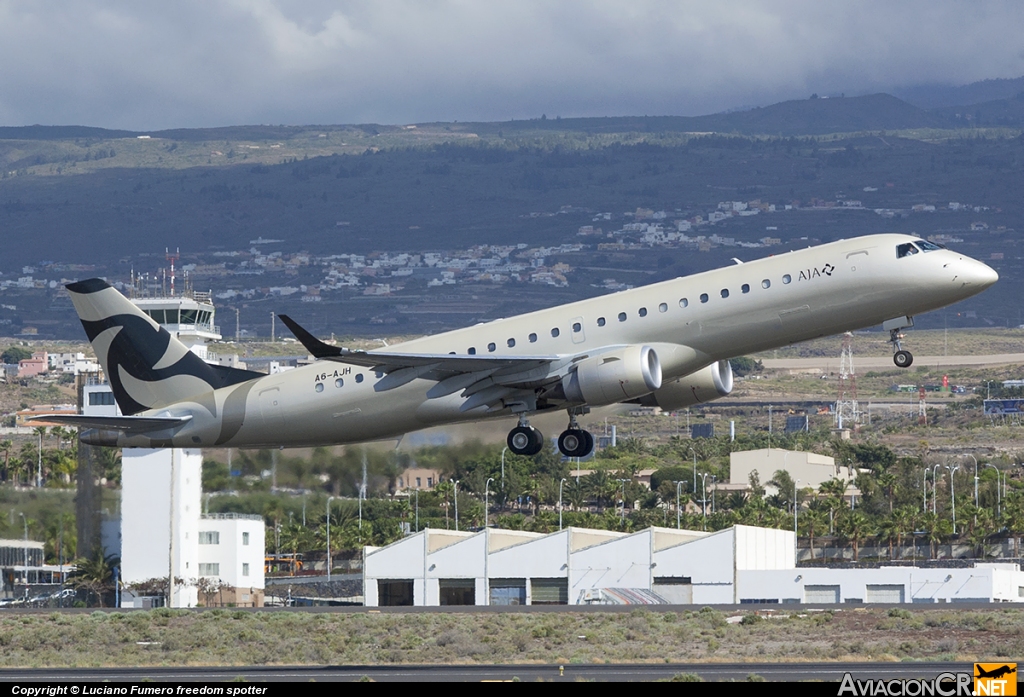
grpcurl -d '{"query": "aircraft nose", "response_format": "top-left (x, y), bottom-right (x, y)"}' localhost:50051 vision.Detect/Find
top-left (949, 255), bottom-right (998, 290)
top-left (966, 259), bottom-right (999, 289)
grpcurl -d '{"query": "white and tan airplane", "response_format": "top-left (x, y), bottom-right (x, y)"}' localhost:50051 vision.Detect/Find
top-left (46, 234), bottom-right (996, 457)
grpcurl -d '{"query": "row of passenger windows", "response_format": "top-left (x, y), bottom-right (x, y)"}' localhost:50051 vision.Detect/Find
top-left (310, 271), bottom-right (802, 389)
top-left (457, 274), bottom-right (795, 354)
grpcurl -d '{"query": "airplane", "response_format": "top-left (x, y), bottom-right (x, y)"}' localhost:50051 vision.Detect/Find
top-left (975, 664), bottom-right (1016, 680)
top-left (41, 233), bottom-right (997, 457)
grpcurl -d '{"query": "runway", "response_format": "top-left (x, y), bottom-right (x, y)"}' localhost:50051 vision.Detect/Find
top-left (0, 661), bottom-right (978, 682)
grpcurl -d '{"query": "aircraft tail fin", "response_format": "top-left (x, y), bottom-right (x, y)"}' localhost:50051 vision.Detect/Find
top-left (65, 279), bottom-right (261, 415)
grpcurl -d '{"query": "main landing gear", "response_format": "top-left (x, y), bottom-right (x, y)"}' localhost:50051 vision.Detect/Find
top-left (557, 411), bottom-right (594, 459)
top-left (505, 411), bottom-right (596, 458)
top-left (507, 414), bottom-right (544, 456)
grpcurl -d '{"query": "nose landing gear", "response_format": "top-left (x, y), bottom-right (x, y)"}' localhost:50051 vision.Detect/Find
top-left (890, 329), bottom-right (914, 368)
top-left (884, 316), bottom-right (915, 368)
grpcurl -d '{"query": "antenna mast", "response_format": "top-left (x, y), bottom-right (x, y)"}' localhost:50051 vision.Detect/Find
top-left (834, 332), bottom-right (859, 429)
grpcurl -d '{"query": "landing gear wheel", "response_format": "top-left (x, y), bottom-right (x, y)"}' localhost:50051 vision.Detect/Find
top-left (558, 429), bottom-right (595, 458)
top-left (508, 426), bottom-right (544, 456)
top-left (893, 350), bottom-right (914, 368)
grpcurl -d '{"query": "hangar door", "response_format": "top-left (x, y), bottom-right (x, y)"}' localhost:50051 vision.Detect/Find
top-left (866, 584), bottom-right (905, 604)
top-left (490, 579), bottom-right (526, 606)
top-left (530, 578), bottom-right (568, 605)
top-left (378, 579), bottom-right (414, 606)
top-left (653, 576), bottom-right (693, 604)
top-left (804, 585), bottom-right (840, 604)
top-left (439, 579), bottom-right (476, 606)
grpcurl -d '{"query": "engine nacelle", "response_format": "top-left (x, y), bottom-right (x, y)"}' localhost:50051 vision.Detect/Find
top-left (636, 360), bottom-right (733, 410)
top-left (562, 345), bottom-right (662, 406)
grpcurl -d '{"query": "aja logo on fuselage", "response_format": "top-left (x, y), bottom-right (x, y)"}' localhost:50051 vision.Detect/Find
top-left (975, 663), bottom-right (1017, 696)
top-left (798, 263), bottom-right (835, 281)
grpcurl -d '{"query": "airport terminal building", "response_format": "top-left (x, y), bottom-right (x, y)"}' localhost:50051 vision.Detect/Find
top-left (364, 524), bottom-right (1024, 606)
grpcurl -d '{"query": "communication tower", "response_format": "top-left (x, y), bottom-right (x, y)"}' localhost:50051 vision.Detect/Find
top-left (834, 332), bottom-right (859, 429)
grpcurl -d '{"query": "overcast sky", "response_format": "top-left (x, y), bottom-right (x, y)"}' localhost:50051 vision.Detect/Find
top-left (1, 1), bottom-right (1023, 130)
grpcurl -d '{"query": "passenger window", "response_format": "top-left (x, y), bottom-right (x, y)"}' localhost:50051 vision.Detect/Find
top-left (638, 307), bottom-right (647, 317)
top-left (618, 312), bottom-right (627, 322)
top-left (315, 382), bottom-right (324, 393)
top-left (897, 243), bottom-right (920, 258)
top-left (488, 342), bottom-right (496, 352)
top-left (507, 338), bottom-right (515, 348)
top-left (783, 274), bottom-right (791, 284)
top-left (335, 378), bottom-right (344, 388)
top-left (721, 289), bottom-right (729, 299)
top-left (659, 303), bottom-right (667, 313)
top-left (572, 322), bottom-right (582, 332)
top-left (355, 374), bottom-right (364, 383)
top-left (762, 279), bottom-right (770, 289)
top-left (468, 347), bottom-right (476, 355)
top-left (741, 284), bottom-right (750, 294)
top-left (551, 328), bottom-right (560, 338)
top-left (700, 293), bottom-right (709, 303)
top-left (597, 317), bottom-right (606, 327)
top-left (529, 333), bottom-right (537, 343)
top-left (679, 298), bottom-right (688, 308)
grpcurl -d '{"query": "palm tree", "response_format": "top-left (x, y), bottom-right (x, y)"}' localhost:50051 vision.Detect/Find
top-left (877, 471), bottom-right (898, 514)
top-left (1002, 494), bottom-right (1024, 558)
top-left (837, 510), bottom-right (873, 562)
top-left (0, 439), bottom-right (12, 482)
top-left (70, 550), bottom-right (118, 607)
top-left (801, 504), bottom-right (827, 561)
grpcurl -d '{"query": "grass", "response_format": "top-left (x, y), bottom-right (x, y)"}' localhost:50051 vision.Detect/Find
top-left (0, 607), bottom-right (1022, 668)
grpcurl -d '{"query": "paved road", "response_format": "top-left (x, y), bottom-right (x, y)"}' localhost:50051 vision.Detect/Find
top-left (0, 661), bottom-right (978, 682)
top-left (764, 353), bottom-right (1024, 371)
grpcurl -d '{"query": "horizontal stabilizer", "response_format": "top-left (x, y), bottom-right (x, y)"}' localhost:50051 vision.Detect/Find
top-left (28, 414), bottom-right (192, 433)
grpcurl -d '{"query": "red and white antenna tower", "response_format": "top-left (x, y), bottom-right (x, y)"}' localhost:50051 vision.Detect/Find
top-left (834, 332), bottom-right (859, 429)
top-left (165, 247), bottom-right (180, 297)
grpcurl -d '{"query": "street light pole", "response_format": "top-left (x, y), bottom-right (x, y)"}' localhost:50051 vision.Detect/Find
top-left (558, 478), bottom-right (567, 531)
top-left (922, 467), bottom-right (929, 514)
top-left (616, 479), bottom-right (628, 522)
top-left (946, 465), bottom-right (960, 535)
top-left (414, 490), bottom-right (419, 532)
top-left (699, 473), bottom-right (710, 529)
top-left (932, 464), bottom-right (942, 515)
top-left (37, 430), bottom-right (42, 488)
top-left (500, 447), bottom-right (507, 493)
top-left (674, 481), bottom-right (683, 530)
top-left (485, 478), bottom-right (495, 529)
top-left (984, 464), bottom-right (1001, 518)
top-left (451, 479), bottom-right (459, 532)
top-left (794, 479), bottom-right (801, 558)
top-left (687, 446), bottom-right (697, 496)
top-left (326, 496), bottom-right (335, 583)
top-left (19, 512), bottom-right (27, 589)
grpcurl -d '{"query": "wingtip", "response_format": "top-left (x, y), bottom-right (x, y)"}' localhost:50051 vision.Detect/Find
top-left (278, 314), bottom-right (341, 357)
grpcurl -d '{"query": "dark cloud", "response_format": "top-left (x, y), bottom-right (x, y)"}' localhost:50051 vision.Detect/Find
top-left (1, 1), bottom-right (1022, 129)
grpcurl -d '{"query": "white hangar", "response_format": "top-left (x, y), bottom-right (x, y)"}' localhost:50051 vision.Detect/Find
top-left (363, 524), bottom-right (1024, 607)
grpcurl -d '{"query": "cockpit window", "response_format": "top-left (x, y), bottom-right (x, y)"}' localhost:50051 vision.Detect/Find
top-left (916, 239), bottom-right (945, 251)
top-left (896, 243), bottom-right (919, 258)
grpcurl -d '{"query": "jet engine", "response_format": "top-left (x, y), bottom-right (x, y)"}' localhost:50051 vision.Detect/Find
top-left (635, 360), bottom-right (733, 410)
top-left (561, 344), bottom-right (662, 406)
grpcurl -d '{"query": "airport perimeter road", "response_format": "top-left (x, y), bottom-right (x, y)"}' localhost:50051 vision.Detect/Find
top-left (763, 353), bottom-right (1024, 371)
top-left (0, 662), bottom-right (976, 682)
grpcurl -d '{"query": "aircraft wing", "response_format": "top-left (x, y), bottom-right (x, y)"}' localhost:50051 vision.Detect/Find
top-left (28, 414), bottom-right (192, 433)
top-left (279, 314), bottom-right (570, 411)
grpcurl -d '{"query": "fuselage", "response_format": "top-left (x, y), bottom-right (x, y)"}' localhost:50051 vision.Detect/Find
top-left (109, 234), bottom-right (997, 449)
